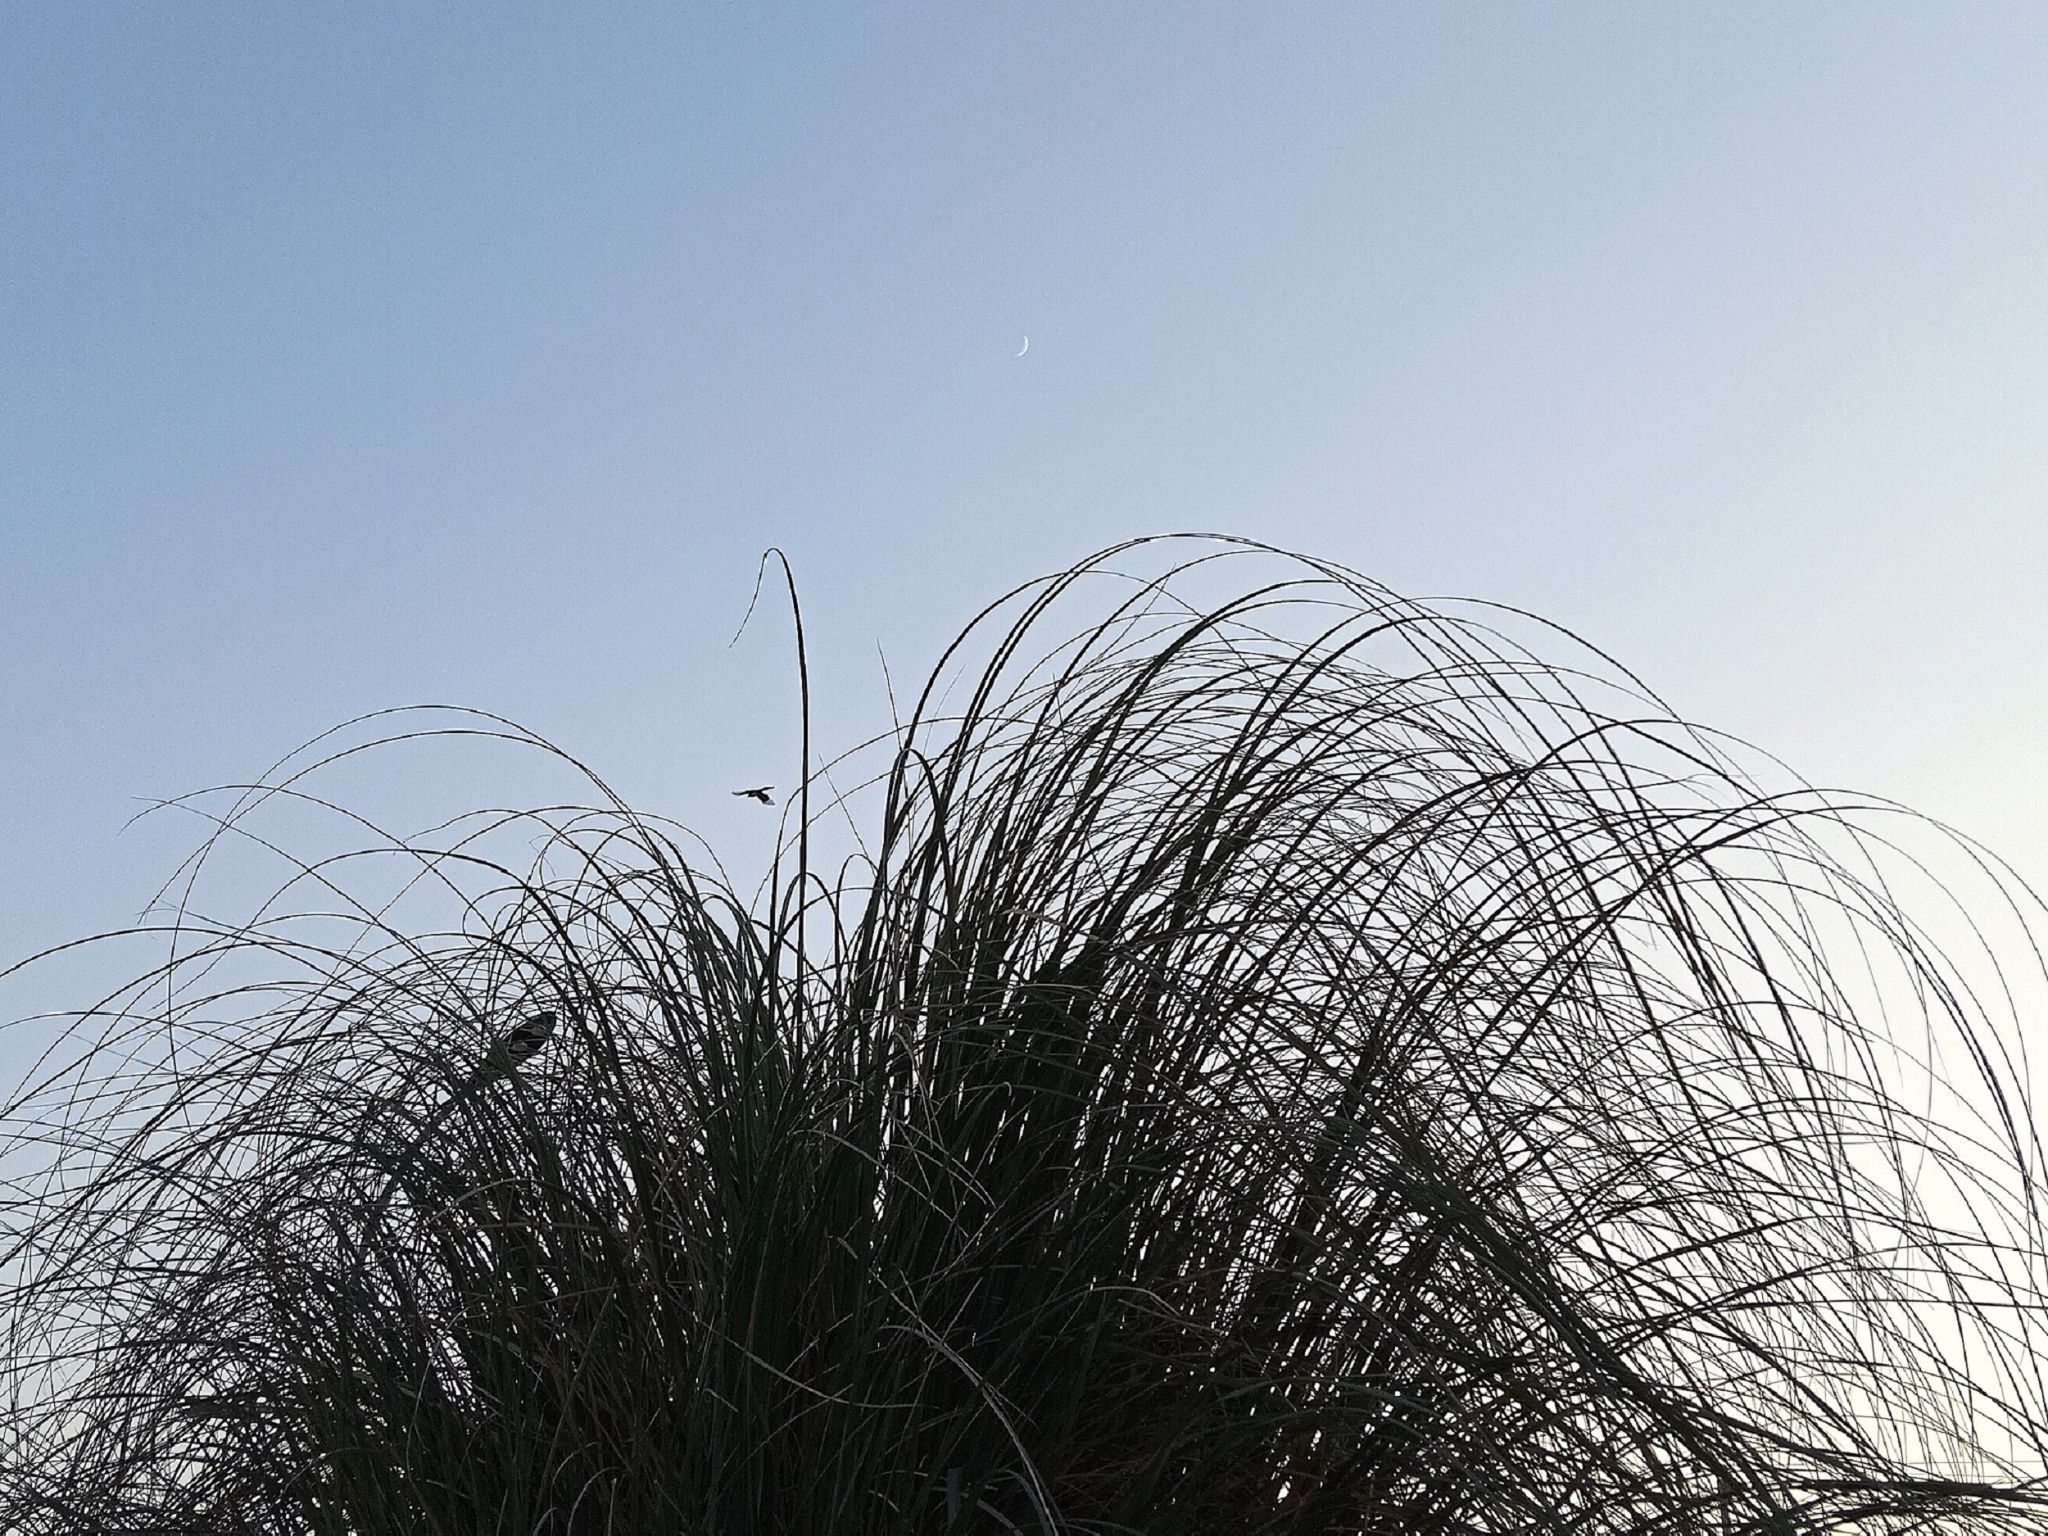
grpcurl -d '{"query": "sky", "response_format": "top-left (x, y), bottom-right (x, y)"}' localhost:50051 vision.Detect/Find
top-left (4, 6), bottom-right (2047, 1056)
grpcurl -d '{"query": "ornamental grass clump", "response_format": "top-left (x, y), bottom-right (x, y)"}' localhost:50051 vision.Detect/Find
top-left (4, 536), bottom-right (2048, 1533)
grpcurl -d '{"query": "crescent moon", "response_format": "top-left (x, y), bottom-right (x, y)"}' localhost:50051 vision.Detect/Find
top-left (1015, 336), bottom-right (1029, 357)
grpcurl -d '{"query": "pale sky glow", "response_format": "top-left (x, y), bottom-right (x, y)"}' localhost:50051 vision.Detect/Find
top-left (3, 7), bottom-right (2046, 1073)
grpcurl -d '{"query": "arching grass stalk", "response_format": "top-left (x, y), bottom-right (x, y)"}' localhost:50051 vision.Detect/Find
top-left (5, 535), bottom-right (2048, 1534)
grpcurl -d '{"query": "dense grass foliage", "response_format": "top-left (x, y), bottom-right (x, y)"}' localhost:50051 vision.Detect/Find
top-left (6, 537), bottom-right (2048, 1533)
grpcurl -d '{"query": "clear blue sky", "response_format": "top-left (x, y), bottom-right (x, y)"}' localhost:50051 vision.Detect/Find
top-left (5, 7), bottom-right (2046, 1037)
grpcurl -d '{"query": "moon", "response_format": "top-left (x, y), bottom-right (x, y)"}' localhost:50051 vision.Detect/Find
top-left (1015, 336), bottom-right (1029, 357)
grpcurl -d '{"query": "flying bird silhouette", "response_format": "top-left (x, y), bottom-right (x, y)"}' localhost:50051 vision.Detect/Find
top-left (474, 1009), bottom-right (559, 1085)
top-left (733, 786), bottom-right (775, 804)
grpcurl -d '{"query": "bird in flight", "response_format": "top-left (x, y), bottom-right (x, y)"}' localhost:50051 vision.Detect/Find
top-left (733, 786), bottom-right (775, 804)
top-left (475, 1009), bottom-right (559, 1084)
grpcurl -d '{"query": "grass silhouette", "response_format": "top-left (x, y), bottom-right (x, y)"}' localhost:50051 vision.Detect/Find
top-left (5, 536), bottom-right (2048, 1533)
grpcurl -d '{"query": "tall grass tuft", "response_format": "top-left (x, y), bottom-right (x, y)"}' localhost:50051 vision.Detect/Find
top-left (5, 535), bottom-right (2048, 1533)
